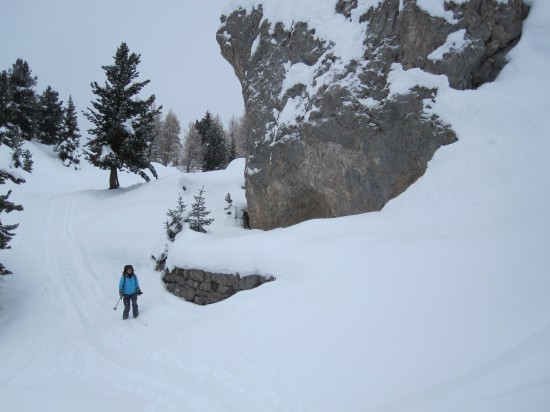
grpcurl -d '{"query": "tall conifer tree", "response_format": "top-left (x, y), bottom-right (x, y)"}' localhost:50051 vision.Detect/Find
top-left (36, 86), bottom-right (63, 145)
top-left (56, 95), bottom-right (81, 167)
top-left (8, 59), bottom-right (37, 141)
top-left (84, 42), bottom-right (161, 189)
top-left (0, 71), bottom-right (9, 128)
top-left (195, 111), bottom-right (227, 171)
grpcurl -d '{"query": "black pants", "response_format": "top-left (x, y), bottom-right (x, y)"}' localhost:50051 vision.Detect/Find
top-left (123, 293), bottom-right (138, 319)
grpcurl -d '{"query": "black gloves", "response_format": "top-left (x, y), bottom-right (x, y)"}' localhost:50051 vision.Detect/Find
top-left (137, 289), bottom-right (143, 296)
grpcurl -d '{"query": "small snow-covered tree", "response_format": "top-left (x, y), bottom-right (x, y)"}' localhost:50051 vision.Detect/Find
top-left (10, 131), bottom-right (33, 172)
top-left (188, 186), bottom-right (214, 233)
top-left (224, 193), bottom-right (233, 215)
top-left (164, 193), bottom-right (187, 241)
top-left (56, 95), bottom-right (81, 168)
top-left (152, 244), bottom-right (168, 272)
top-left (153, 193), bottom-right (187, 271)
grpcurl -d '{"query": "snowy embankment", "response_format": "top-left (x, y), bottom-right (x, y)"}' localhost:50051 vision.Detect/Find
top-left (1, 1), bottom-right (550, 412)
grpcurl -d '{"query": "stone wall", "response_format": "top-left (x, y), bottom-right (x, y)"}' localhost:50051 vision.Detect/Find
top-left (163, 268), bottom-right (275, 305)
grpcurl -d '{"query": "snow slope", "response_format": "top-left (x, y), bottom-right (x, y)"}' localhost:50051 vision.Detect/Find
top-left (1, 1), bottom-right (550, 411)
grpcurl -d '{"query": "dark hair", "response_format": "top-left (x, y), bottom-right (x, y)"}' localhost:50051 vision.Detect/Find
top-left (123, 264), bottom-right (134, 275)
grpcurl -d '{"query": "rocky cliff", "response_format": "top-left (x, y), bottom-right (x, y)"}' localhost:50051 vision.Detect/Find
top-left (218, 0), bottom-right (528, 230)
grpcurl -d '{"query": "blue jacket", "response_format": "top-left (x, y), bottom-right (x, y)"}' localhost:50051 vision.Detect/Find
top-left (119, 274), bottom-right (140, 295)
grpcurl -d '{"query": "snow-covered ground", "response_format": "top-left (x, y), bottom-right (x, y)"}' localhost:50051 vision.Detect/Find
top-left (1, 1), bottom-right (550, 411)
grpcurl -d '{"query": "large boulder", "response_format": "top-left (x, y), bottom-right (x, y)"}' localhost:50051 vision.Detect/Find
top-left (217, 0), bottom-right (528, 230)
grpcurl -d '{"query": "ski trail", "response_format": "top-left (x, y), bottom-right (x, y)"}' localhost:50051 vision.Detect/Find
top-left (2, 193), bottom-right (232, 412)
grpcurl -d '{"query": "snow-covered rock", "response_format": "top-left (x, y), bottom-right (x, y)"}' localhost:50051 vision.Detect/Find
top-left (218, 0), bottom-right (528, 230)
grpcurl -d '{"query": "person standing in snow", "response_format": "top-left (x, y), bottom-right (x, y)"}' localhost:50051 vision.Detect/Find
top-left (119, 264), bottom-right (143, 320)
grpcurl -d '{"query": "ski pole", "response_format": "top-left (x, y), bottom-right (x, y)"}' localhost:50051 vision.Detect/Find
top-left (113, 296), bottom-right (122, 310)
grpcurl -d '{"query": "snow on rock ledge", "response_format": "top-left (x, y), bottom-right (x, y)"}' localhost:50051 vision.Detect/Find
top-left (217, 0), bottom-right (529, 230)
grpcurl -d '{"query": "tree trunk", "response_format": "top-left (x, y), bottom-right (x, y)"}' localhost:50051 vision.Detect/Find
top-left (109, 166), bottom-right (120, 189)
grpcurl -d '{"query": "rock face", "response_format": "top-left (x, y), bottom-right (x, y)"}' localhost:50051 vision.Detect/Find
top-left (217, 0), bottom-right (528, 230)
top-left (163, 268), bottom-right (275, 305)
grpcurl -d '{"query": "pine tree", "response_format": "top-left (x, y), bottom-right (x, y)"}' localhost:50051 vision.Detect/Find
top-left (0, 71), bottom-right (9, 128)
top-left (84, 42), bottom-right (161, 189)
top-left (204, 124), bottom-right (227, 171)
top-left (0, 143), bottom-right (26, 185)
top-left (195, 111), bottom-right (213, 145)
top-left (56, 95), bottom-right (81, 168)
top-left (10, 132), bottom-right (33, 172)
top-left (36, 86), bottom-right (64, 145)
top-left (164, 193), bottom-right (187, 241)
top-left (188, 186), bottom-right (214, 233)
top-left (8, 59), bottom-right (37, 141)
top-left (0, 190), bottom-right (23, 276)
top-left (1, 64), bottom-right (33, 173)
top-left (195, 111), bottom-right (227, 171)
top-left (153, 193), bottom-right (187, 271)
top-left (0, 134), bottom-right (26, 275)
top-left (0, 62), bottom-right (31, 273)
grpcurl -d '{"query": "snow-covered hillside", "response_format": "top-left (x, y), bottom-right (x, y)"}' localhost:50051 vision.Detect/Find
top-left (1, 1), bottom-right (550, 411)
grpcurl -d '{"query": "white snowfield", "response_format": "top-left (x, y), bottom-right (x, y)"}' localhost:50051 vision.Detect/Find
top-left (1, 0), bottom-right (550, 411)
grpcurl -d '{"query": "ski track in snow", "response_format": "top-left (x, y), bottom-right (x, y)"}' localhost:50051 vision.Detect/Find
top-left (0, 169), bottom-right (292, 411)
top-left (2, 192), bottom-right (238, 412)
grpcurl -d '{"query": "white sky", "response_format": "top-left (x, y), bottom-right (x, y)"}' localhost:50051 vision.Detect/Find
top-left (0, 0), bottom-right (244, 132)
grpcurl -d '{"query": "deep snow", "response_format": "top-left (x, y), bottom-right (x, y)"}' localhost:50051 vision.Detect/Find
top-left (1, 0), bottom-right (550, 411)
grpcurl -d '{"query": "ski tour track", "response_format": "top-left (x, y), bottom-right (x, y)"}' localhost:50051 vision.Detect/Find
top-left (3, 191), bottom-right (248, 412)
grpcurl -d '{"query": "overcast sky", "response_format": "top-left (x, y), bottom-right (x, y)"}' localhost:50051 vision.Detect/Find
top-left (0, 0), bottom-right (244, 133)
